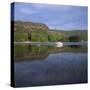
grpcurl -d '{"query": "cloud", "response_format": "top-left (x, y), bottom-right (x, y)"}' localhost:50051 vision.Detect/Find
top-left (30, 3), bottom-right (54, 9)
top-left (31, 3), bottom-right (73, 11)
top-left (20, 8), bottom-right (38, 15)
top-left (14, 2), bottom-right (87, 30)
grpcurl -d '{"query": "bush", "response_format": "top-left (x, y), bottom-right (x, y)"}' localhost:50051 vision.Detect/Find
top-left (14, 31), bottom-right (28, 41)
top-left (31, 31), bottom-right (48, 42)
top-left (48, 34), bottom-right (56, 41)
top-left (68, 35), bottom-right (80, 42)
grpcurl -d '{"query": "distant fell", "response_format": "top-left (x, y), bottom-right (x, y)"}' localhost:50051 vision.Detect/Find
top-left (13, 21), bottom-right (49, 32)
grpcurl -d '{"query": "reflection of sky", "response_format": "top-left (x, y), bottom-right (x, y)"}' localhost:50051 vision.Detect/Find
top-left (15, 53), bottom-right (87, 87)
top-left (13, 2), bottom-right (88, 30)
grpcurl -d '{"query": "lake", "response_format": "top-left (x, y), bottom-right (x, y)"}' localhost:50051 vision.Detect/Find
top-left (14, 42), bottom-right (88, 87)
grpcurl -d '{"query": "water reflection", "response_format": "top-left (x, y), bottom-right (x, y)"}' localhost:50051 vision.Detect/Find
top-left (14, 42), bottom-right (87, 87)
top-left (14, 43), bottom-right (87, 62)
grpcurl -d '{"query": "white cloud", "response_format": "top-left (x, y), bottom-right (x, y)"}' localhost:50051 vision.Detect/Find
top-left (31, 3), bottom-right (73, 12)
top-left (31, 3), bottom-right (52, 9)
top-left (20, 8), bottom-right (38, 15)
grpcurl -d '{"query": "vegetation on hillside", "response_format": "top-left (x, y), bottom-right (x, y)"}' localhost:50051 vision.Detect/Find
top-left (13, 21), bottom-right (87, 42)
top-left (51, 29), bottom-right (87, 41)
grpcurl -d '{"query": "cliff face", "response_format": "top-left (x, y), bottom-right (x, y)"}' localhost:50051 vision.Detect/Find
top-left (14, 21), bottom-right (49, 32)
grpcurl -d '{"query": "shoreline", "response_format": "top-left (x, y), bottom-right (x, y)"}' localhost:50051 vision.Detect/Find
top-left (14, 41), bottom-right (87, 47)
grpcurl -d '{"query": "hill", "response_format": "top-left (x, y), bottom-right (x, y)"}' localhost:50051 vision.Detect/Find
top-left (13, 21), bottom-right (65, 42)
top-left (51, 29), bottom-right (88, 41)
top-left (14, 21), bottom-right (49, 31)
top-left (13, 21), bottom-right (87, 42)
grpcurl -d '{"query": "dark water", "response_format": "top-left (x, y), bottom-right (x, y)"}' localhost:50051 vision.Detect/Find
top-left (14, 42), bottom-right (88, 87)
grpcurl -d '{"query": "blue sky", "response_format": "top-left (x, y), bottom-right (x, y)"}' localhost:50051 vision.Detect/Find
top-left (13, 2), bottom-right (88, 30)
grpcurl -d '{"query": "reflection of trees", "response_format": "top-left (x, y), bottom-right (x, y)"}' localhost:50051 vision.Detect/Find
top-left (14, 44), bottom-right (87, 62)
top-left (14, 45), bottom-right (49, 62)
top-left (28, 44), bottom-right (32, 52)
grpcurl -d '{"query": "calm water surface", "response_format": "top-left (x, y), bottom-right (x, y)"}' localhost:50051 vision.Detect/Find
top-left (14, 42), bottom-right (87, 87)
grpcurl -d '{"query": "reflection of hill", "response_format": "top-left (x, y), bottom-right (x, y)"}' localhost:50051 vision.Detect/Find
top-left (14, 45), bottom-right (49, 62)
top-left (15, 53), bottom-right (49, 62)
top-left (49, 45), bottom-right (87, 54)
top-left (14, 44), bottom-right (87, 62)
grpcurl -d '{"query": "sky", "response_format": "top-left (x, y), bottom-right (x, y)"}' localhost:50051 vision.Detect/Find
top-left (12, 2), bottom-right (88, 30)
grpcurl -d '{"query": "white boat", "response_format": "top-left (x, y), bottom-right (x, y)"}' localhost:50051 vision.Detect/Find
top-left (55, 42), bottom-right (63, 47)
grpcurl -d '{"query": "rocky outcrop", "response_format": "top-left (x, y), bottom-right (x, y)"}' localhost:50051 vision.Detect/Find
top-left (14, 21), bottom-right (49, 32)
